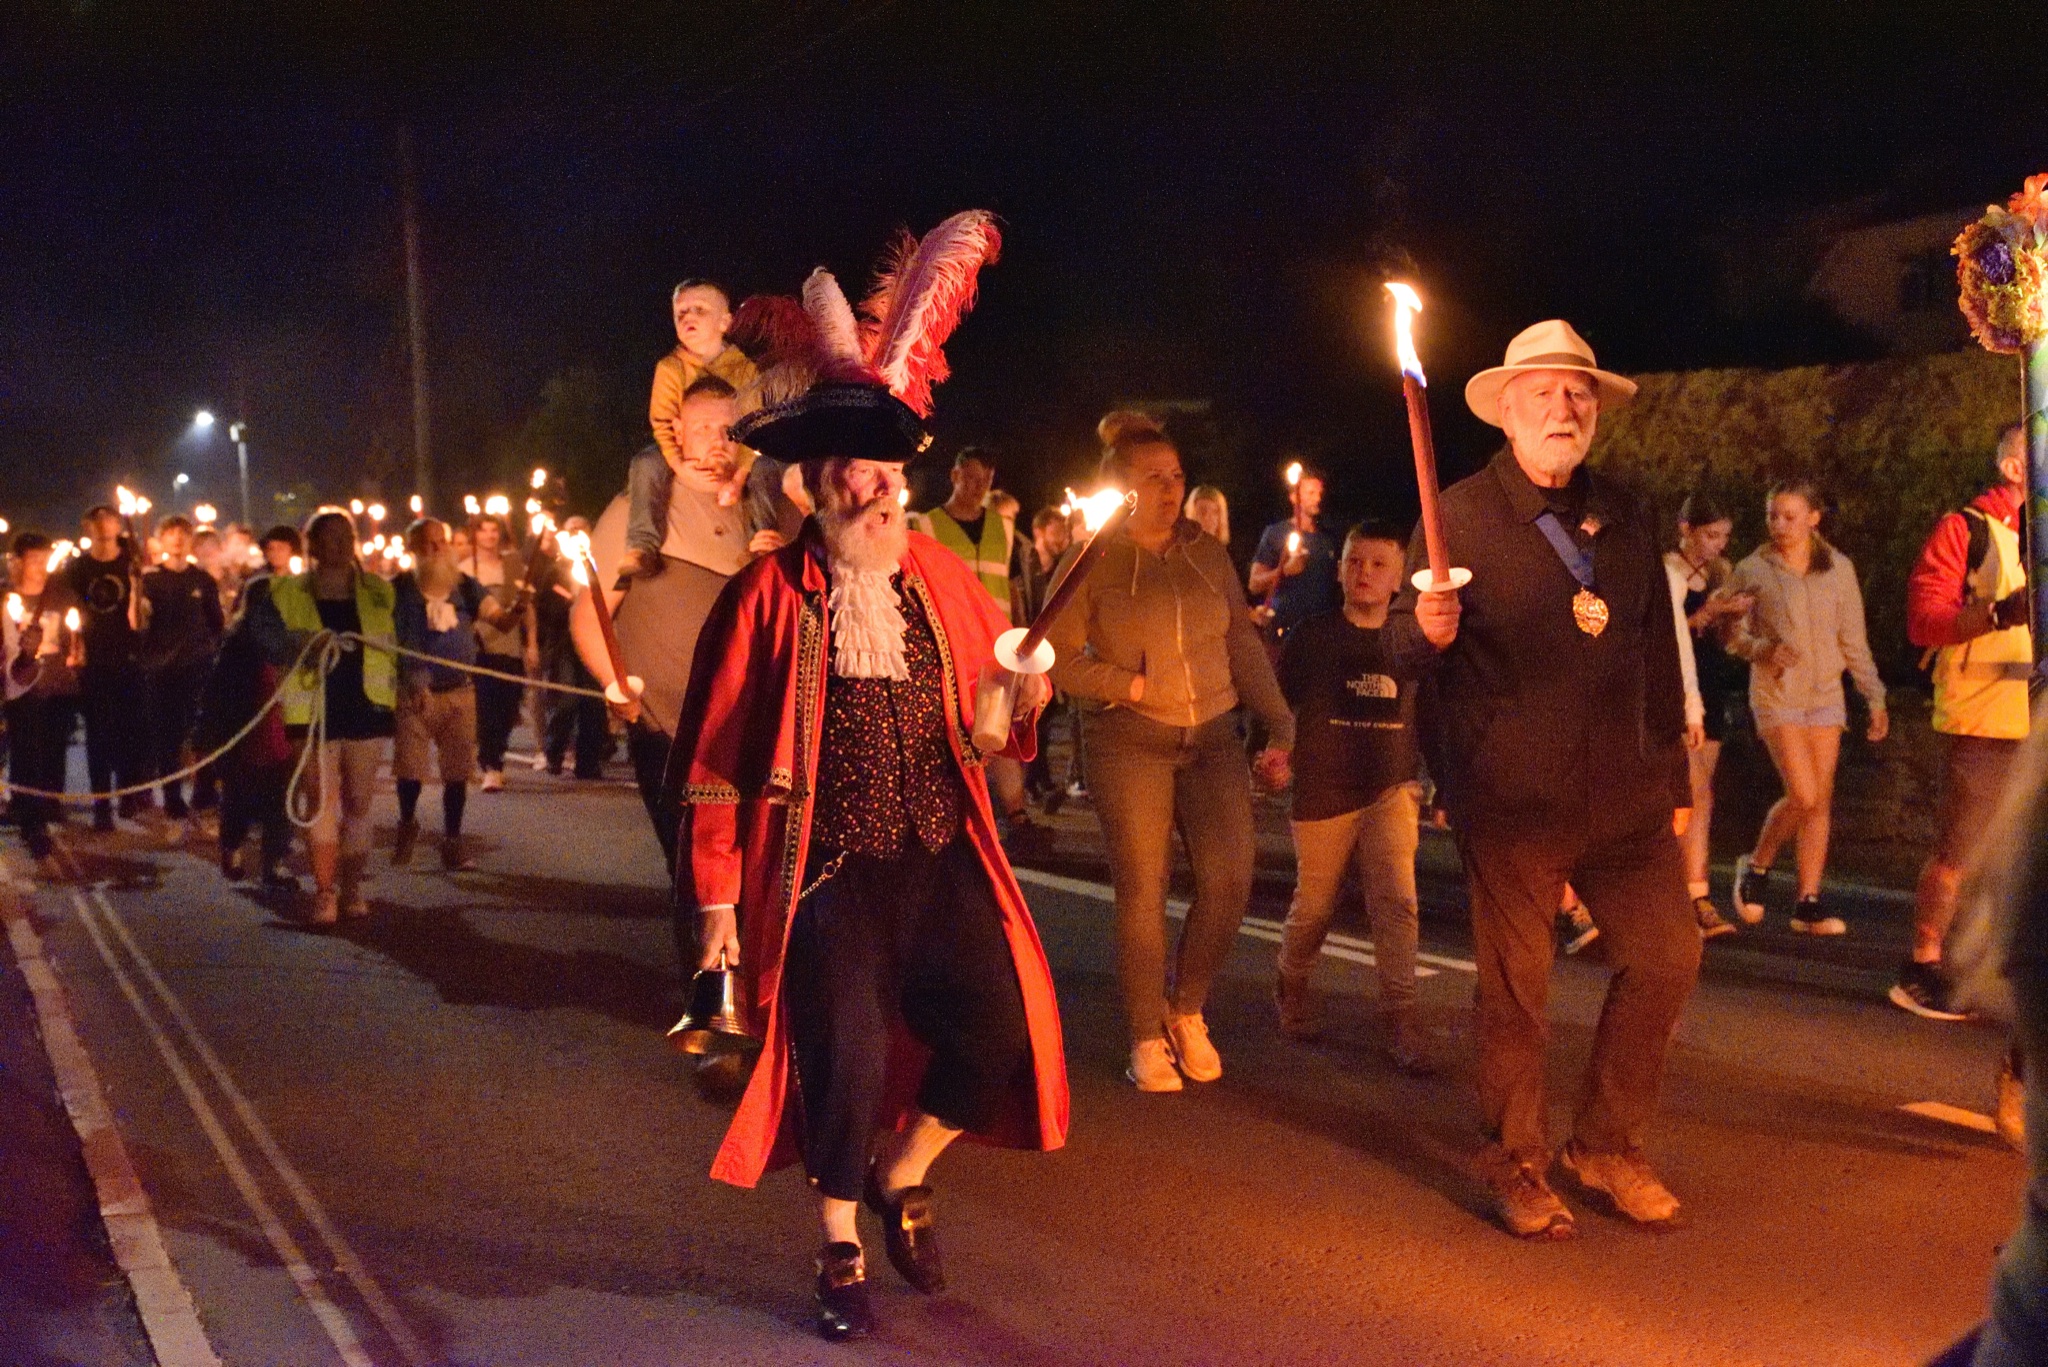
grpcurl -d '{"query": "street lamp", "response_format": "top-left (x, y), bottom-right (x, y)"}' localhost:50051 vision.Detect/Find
top-left (193, 409), bottom-right (215, 430)
top-left (228, 421), bottom-right (251, 527)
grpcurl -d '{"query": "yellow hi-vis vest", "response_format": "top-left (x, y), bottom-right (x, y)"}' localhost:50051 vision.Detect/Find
top-left (1932, 509), bottom-right (2032, 740)
top-left (922, 506), bottom-right (1015, 616)
top-left (266, 571), bottom-right (398, 725)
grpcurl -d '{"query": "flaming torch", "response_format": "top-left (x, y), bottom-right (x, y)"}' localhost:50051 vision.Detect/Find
top-left (558, 529), bottom-right (642, 710)
top-left (970, 485), bottom-right (1137, 752)
top-left (530, 467), bottom-right (548, 491)
top-left (1385, 283), bottom-right (1470, 595)
top-left (410, 494), bottom-right (425, 516)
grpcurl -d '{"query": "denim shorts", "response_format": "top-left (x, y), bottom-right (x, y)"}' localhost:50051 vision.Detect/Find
top-left (1751, 702), bottom-right (1846, 732)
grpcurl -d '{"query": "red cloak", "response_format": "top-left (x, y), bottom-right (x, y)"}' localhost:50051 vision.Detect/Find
top-left (668, 526), bottom-right (1070, 1188)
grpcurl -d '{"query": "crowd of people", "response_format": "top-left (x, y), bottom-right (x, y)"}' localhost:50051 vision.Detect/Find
top-left (4, 259), bottom-right (2040, 1353)
top-left (0, 498), bottom-right (608, 918)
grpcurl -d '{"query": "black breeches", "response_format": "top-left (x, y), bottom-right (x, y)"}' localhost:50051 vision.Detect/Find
top-left (783, 836), bottom-right (1030, 1202)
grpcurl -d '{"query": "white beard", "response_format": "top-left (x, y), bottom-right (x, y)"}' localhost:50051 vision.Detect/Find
top-left (827, 565), bottom-right (909, 680)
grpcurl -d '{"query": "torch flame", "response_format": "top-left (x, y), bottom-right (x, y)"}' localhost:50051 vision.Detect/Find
top-left (484, 494), bottom-right (511, 518)
top-left (559, 530), bottom-right (594, 588)
top-left (1286, 529), bottom-right (1302, 555)
top-left (6, 594), bottom-right (23, 625)
top-left (349, 498), bottom-right (365, 515)
top-left (47, 540), bottom-right (76, 571)
top-left (529, 511), bottom-right (555, 538)
top-left (288, 555), bottom-right (304, 575)
top-left (463, 494), bottom-right (481, 516)
top-left (1065, 487), bottom-right (1130, 533)
top-left (1284, 461), bottom-right (1303, 488)
top-left (367, 503), bottom-right (387, 523)
top-left (116, 485), bottom-right (138, 516)
top-left (1386, 281), bottom-right (1425, 385)
top-left (410, 495), bottom-right (425, 515)
top-left (193, 503), bottom-right (217, 525)
top-left (64, 608), bottom-right (81, 632)
top-left (524, 497), bottom-right (542, 515)
top-left (530, 467), bottom-right (548, 490)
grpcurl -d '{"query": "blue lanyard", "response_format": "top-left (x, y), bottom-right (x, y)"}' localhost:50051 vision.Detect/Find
top-left (1534, 512), bottom-right (1595, 590)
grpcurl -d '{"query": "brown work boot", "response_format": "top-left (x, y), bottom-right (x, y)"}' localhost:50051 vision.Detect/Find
top-left (1474, 1145), bottom-right (1575, 1240)
top-left (1995, 1046), bottom-right (2026, 1153)
top-left (1273, 972), bottom-right (1323, 1041)
top-left (337, 854), bottom-right (371, 919)
top-left (441, 833), bottom-right (478, 872)
top-left (1384, 1010), bottom-right (1436, 1076)
top-left (1557, 1140), bottom-right (1683, 1226)
top-left (391, 817), bottom-right (419, 867)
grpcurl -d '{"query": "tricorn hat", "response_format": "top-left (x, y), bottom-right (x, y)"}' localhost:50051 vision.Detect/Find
top-left (1462, 319), bottom-right (1637, 426)
top-left (730, 211), bottom-right (1001, 464)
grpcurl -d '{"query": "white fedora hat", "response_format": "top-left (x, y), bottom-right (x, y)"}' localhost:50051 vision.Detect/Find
top-left (1463, 319), bottom-right (1638, 426)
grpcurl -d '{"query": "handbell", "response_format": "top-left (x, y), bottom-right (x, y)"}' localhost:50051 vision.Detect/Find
top-left (667, 951), bottom-right (757, 1056)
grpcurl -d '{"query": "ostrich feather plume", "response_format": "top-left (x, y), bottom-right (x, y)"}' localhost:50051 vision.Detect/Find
top-left (860, 210), bottom-right (1002, 417)
top-left (802, 268), bottom-right (876, 383)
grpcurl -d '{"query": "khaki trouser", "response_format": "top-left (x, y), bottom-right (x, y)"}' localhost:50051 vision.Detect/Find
top-left (297, 737), bottom-right (382, 858)
top-left (1459, 816), bottom-right (1701, 1161)
top-left (394, 684), bottom-right (478, 784)
top-left (1279, 782), bottom-right (1422, 1017)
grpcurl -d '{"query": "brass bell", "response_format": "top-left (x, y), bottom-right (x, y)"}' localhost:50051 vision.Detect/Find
top-left (667, 951), bottom-right (757, 1056)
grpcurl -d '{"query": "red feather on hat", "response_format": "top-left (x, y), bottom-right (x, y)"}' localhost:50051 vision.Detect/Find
top-left (859, 210), bottom-right (1002, 418)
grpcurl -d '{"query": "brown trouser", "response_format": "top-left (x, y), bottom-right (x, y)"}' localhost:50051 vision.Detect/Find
top-left (1459, 814), bottom-right (1700, 1161)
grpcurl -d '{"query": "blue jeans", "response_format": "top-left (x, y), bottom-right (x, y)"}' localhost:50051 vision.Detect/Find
top-left (625, 444), bottom-right (670, 558)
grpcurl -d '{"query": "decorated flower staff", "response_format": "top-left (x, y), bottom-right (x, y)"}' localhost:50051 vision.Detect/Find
top-left (1956, 173), bottom-right (2048, 670)
top-left (665, 210), bottom-right (1067, 1343)
top-left (1943, 171), bottom-right (2048, 1364)
top-left (1385, 316), bottom-right (1701, 1241)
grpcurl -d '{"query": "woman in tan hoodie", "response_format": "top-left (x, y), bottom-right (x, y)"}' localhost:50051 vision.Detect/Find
top-left (1726, 480), bottom-right (1888, 935)
top-left (1046, 420), bottom-right (1293, 1092)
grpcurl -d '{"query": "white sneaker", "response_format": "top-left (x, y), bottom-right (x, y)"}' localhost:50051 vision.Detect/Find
top-left (1164, 1012), bottom-right (1223, 1082)
top-left (1126, 1039), bottom-right (1183, 1092)
top-left (530, 751), bottom-right (550, 772)
top-left (479, 769), bottom-right (505, 793)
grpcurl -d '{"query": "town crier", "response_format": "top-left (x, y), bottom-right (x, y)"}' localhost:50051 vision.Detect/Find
top-left (668, 221), bottom-right (1068, 1343)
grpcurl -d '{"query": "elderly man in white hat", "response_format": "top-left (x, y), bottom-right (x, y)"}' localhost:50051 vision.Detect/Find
top-left (1386, 320), bottom-right (1701, 1240)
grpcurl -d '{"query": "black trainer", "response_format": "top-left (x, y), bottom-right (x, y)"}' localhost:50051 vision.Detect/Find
top-left (1730, 854), bottom-right (1769, 924)
top-left (1888, 960), bottom-right (1969, 1021)
top-left (1788, 895), bottom-right (1846, 936)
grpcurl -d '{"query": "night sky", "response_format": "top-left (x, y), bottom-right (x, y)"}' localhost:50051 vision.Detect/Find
top-left (6, 1), bottom-right (2048, 536)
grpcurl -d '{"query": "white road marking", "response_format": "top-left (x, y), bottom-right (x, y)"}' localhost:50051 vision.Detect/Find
top-left (0, 865), bottom-right (222, 1367)
top-left (72, 866), bottom-right (435, 1366)
top-left (1010, 866), bottom-right (1475, 975)
top-left (1898, 1100), bottom-right (2000, 1135)
top-left (63, 880), bottom-right (377, 1366)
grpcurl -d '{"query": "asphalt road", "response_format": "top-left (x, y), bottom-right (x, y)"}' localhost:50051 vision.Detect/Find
top-left (4, 760), bottom-right (2025, 1366)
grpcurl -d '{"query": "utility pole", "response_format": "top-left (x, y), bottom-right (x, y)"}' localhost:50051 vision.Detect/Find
top-left (399, 126), bottom-right (433, 511)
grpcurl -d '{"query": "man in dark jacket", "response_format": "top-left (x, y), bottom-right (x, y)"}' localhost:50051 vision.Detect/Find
top-left (1386, 320), bottom-right (1700, 1240)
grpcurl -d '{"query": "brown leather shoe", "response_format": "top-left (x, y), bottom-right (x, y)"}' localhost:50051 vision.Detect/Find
top-left (1475, 1145), bottom-right (1575, 1240)
top-left (1557, 1141), bottom-right (1682, 1226)
top-left (863, 1168), bottom-right (945, 1293)
top-left (1274, 972), bottom-right (1323, 1041)
top-left (814, 1241), bottom-right (873, 1341)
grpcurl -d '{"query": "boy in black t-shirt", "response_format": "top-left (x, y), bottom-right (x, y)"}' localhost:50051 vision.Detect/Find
top-left (1274, 522), bottom-right (1431, 1073)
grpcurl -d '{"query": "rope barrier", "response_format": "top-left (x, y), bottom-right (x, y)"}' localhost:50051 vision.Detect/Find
top-left (2, 631), bottom-right (613, 810)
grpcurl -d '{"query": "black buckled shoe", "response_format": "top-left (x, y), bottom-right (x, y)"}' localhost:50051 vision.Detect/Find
top-left (863, 1169), bottom-right (946, 1294)
top-left (814, 1241), bottom-right (873, 1342)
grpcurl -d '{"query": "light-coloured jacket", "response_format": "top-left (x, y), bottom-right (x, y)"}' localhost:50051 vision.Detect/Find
top-left (1727, 541), bottom-right (1884, 718)
top-left (1660, 552), bottom-right (1705, 731)
top-left (1045, 520), bottom-right (1294, 748)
